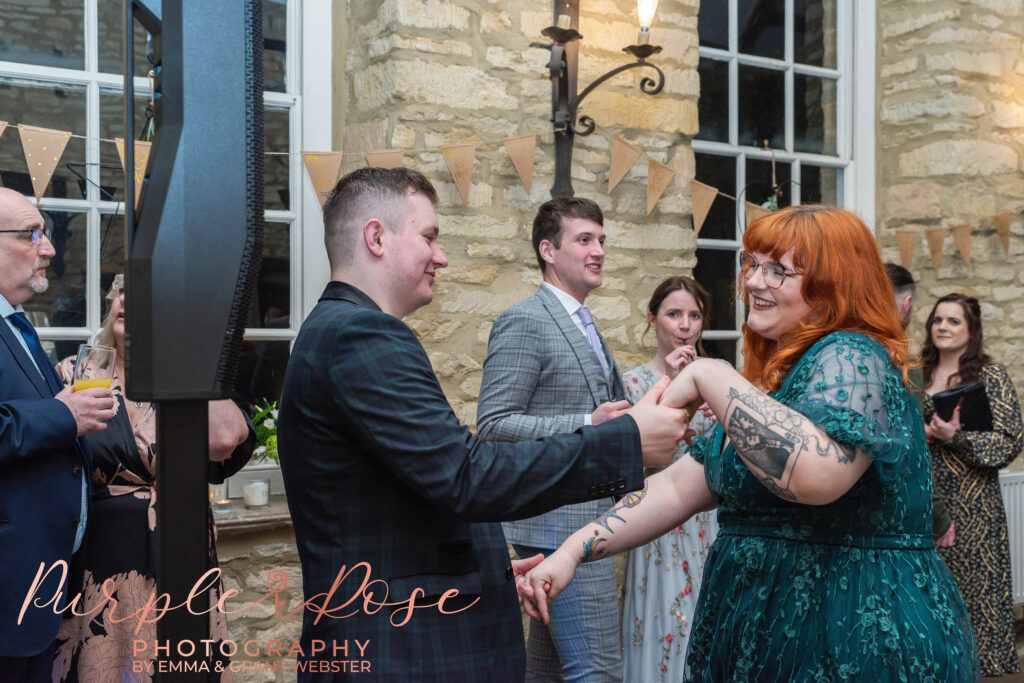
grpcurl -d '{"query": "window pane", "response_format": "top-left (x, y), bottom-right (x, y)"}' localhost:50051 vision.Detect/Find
top-left (694, 153), bottom-right (737, 241)
top-left (99, 214), bottom-right (127, 280)
top-left (738, 65), bottom-right (784, 150)
top-left (265, 108), bottom-right (290, 210)
top-left (0, 1), bottom-right (84, 70)
top-left (745, 158), bottom-right (792, 209)
top-left (738, 0), bottom-right (784, 60)
top-left (697, 58), bottom-right (729, 143)
top-left (264, 0), bottom-right (287, 93)
top-left (794, 75), bottom-right (837, 156)
top-left (97, 0), bottom-right (152, 77)
top-left (252, 222), bottom-right (291, 326)
top-left (795, 0), bottom-right (837, 69)
top-left (22, 209), bottom-right (87, 330)
top-left (694, 248), bottom-right (736, 332)
top-left (98, 91), bottom-right (154, 203)
top-left (800, 165), bottom-right (840, 206)
top-left (235, 340), bottom-right (290, 409)
top-left (700, 338), bottom-right (737, 367)
top-left (697, 2), bottom-right (728, 50)
top-left (0, 80), bottom-right (86, 201)
top-left (42, 338), bottom-right (90, 370)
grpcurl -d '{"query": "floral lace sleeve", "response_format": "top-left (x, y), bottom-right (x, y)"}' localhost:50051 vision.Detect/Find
top-left (945, 362), bottom-right (1024, 469)
top-left (783, 333), bottom-right (915, 470)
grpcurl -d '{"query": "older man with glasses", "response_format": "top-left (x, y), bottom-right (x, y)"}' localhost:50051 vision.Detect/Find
top-left (0, 188), bottom-right (116, 682)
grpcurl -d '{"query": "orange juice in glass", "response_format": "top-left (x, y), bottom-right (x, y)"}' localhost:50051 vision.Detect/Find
top-left (73, 344), bottom-right (116, 391)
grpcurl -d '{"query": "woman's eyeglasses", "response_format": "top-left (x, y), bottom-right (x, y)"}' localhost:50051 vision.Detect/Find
top-left (739, 251), bottom-right (800, 289)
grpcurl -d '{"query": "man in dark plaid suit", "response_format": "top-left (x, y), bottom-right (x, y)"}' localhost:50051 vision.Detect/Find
top-left (278, 167), bottom-right (687, 681)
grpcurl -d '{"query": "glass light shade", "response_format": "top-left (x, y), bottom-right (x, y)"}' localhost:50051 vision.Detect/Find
top-left (637, 0), bottom-right (659, 27)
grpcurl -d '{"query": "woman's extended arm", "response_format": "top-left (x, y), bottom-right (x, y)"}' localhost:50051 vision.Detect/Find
top-left (520, 454), bottom-right (715, 623)
top-left (661, 358), bottom-right (873, 505)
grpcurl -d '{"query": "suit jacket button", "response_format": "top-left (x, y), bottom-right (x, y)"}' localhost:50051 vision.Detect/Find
top-left (616, 478), bottom-right (625, 488)
top-left (505, 566), bottom-right (514, 581)
top-left (72, 466), bottom-right (82, 477)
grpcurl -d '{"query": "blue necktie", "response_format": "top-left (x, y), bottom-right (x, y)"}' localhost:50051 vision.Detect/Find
top-left (576, 306), bottom-right (611, 379)
top-left (9, 312), bottom-right (60, 394)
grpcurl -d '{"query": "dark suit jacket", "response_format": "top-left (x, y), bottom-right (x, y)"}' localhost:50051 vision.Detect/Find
top-left (278, 282), bottom-right (643, 681)
top-left (0, 319), bottom-right (90, 656)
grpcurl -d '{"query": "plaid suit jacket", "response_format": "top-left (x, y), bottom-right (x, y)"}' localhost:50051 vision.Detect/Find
top-left (278, 282), bottom-right (643, 681)
top-left (477, 286), bottom-right (626, 548)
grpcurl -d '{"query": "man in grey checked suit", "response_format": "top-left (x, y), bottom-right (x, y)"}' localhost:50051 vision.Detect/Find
top-left (478, 196), bottom-right (629, 682)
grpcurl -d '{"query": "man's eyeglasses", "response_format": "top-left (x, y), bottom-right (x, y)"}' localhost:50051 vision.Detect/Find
top-left (739, 251), bottom-right (801, 289)
top-left (0, 227), bottom-right (53, 245)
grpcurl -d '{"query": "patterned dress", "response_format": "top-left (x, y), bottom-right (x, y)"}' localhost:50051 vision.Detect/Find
top-left (621, 363), bottom-right (719, 682)
top-left (684, 331), bottom-right (977, 681)
top-left (51, 361), bottom-right (253, 683)
top-left (925, 362), bottom-right (1023, 676)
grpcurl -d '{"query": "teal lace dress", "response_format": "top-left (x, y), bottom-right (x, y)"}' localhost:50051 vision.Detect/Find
top-left (685, 332), bottom-right (978, 682)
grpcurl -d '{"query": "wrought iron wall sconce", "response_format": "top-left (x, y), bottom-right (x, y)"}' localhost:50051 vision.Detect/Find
top-left (537, 0), bottom-right (665, 197)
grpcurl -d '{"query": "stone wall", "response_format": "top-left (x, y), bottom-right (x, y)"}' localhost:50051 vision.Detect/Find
top-left (333, 0), bottom-right (701, 424)
top-left (876, 0), bottom-right (1024, 470)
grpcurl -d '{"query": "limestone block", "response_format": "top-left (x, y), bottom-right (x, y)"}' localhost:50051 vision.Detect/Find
top-left (880, 92), bottom-right (985, 123)
top-left (440, 265), bottom-right (502, 284)
top-left (460, 375), bottom-right (482, 400)
top-left (880, 182), bottom-right (945, 220)
top-left (924, 51), bottom-right (1002, 77)
top-left (406, 317), bottom-right (465, 342)
top-left (368, 34), bottom-right (473, 59)
top-left (993, 286), bottom-right (1024, 303)
top-left (439, 291), bottom-right (511, 316)
top-left (993, 101), bottom-right (1024, 129)
top-left (882, 75), bottom-right (939, 95)
top-left (434, 180), bottom-right (495, 207)
top-left (602, 324), bottom-right (630, 346)
top-left (519, 10), bottom-right (551, 40)
top-left (353, 60), bottom-right (519, 113)
top-left (895, 27), bottom-right (1005, 51)
top-left (880, 57), bottom-right (919, 78)
top-left (481, 11), bottom-right (511, 33)
top-left (464, 243), bottom-right (518, 263)
top-left (608, 220), bottom-right (689, 251)
top-left (579, 90), bottom-right (699, 136)
top-left (452, 400), bottom-right (476, 429)
top-left (881, 8), bottom-right (959, 38)
top-left (477, 320), bottom-right (494, 344)
top-left (602, 253), bottom-right (641, 272)
top-left (391, 124), bottom-right (416, 147)
top-left (442, 214), bottom-right (517, 239)
top-left (377, 0), bottom-right (471, 31)
top-left (967, 0), bottom-right (1023, 15)
top-left (899, 140), bottom-right (1018, 177)
top-left (588, 294), bottom-right (632, 320)
top-left (952, 191), bottom-right (997, 217)
top-left (486, 45), bottom-right (548, 73)
top-left (428, 351), bottom-right (482, 378)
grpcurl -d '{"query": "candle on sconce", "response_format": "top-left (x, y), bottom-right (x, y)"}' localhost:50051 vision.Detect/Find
top-left (556, 14), bottom-right (571, 29)
top-left (243, 478), bottom-right (270, 509)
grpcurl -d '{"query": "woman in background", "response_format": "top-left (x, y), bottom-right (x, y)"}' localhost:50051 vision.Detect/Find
top-left (922, 293), bottom-right (1023, 676)
top-left (620, 277), bottom-right (719, 682)
top-left (52, 275), bottom-right (255, 682)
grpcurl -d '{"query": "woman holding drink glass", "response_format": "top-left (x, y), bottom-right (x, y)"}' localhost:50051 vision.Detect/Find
top-left (51, 275), bottom-right (255, 682)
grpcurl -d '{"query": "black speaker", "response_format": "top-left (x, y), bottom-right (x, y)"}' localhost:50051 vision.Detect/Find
top-left (125, 0), bottom-right (264, 401)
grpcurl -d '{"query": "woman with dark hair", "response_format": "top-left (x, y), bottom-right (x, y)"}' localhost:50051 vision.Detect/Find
top-left (520, 205), bottom-right (977, 680)
top-left (922, 292), bottom-right (1023, 676)
top-left (620, 277), bottom-right (718, 681)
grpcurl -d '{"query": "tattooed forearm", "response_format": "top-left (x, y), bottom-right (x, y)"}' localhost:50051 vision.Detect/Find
top-left (756, 474), bottom-right (798, 502)
top-left (593, 481), bottom-right (648, 534)
top-left (811, 434), bottom-right (858, 464)
top-left (580, 532), bottom-right (609, 562)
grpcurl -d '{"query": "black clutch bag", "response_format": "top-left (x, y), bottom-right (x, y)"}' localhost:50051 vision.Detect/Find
top-left (931, 381), bottom-right (993, 431)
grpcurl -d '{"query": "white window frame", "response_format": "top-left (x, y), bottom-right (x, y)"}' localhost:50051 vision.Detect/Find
top-left (0, 0), bottom-right (332, 353)
top-left (692, 0), bottom-right (874, 364)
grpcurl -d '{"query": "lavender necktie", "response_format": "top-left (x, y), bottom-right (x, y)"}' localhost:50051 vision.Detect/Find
top-left (576, 306), bottom-right (610, 379)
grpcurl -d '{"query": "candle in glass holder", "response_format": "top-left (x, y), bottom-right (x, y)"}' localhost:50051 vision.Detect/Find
top-left (244, 479), bottom-right (270, 508)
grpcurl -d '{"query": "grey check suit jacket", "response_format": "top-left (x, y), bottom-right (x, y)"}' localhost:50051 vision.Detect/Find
top-left (478, 286), bottom-right (627, 548)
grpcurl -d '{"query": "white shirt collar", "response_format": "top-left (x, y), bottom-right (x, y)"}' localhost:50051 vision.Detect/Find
top-left (542, 281), bottom-right (586, 318)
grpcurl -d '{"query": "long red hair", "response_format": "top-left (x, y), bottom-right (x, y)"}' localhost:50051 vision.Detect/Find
top-left (741, 205), bottom-right (909, 390)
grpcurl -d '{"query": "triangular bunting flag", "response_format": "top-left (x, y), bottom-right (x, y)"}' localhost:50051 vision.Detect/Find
top-left (646, 158), bottom-right (676, 216)
top-left (690, 180), bottom-right (718, 235)
top-left (745, 201), bottom-right (772, 227)
top-left (608, 135), bottom-right (642, 194)
top-left (440, 143), bottom-right (476, 206)
top-left (365, 149), bottom-right (404, 169)
top-left (0, 121), bottom-right (7, 140)
top-left (18, 124), bottom-right (72, 202)
top-left (894, 229), bottom-right (917, 270)
top-left (951, 223), bottom-right (972, 269)
top-left (502, 134), bottom-right (536, 194)
top-left (925, 227), bottom-right (945, 272)
top-left (302, 151), bottom-right (344, 208)
top-left (114, 138), bottom-right (153, 209)
top-left (994, 211), bottom-right (1012, 256)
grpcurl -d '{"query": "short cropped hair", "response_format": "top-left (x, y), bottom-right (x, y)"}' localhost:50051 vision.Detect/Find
top-left (531, 196), bottom-right (604, 272)
top-left (322, 167), bottom-right (438, 269)
top-left (884, 262), bottom-right (915, 297)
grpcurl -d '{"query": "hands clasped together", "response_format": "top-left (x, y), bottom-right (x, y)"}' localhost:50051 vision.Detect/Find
top-left (517, 356), bottom-right (711, 621)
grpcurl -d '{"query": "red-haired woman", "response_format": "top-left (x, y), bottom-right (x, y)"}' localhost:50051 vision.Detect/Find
top-left (921, 293), bottom-right (1022, 676)
top-left (519, 205), bottom-right (977, 681)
